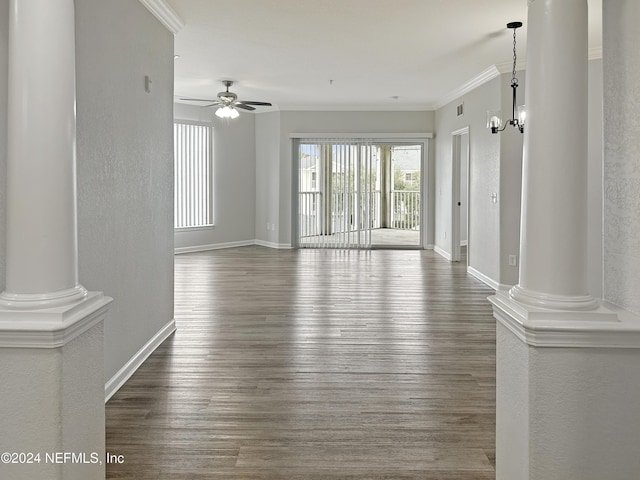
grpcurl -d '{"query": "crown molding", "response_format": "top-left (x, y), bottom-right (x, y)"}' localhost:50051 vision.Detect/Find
top-left (495, 58), bottom-right (528, 74)
top-left (288, 132), bottom-right (433, 139)
top-left (495, 46), bottom-right (602, 72)
top-left (275, 103), bottom-right (435, 112)
top-left (175, 102), bottom-right (436, 114)
top-left (436, 45), bottom-right (604, 111)
top-left (139, 0), bottom-right (184, 34)
top-left (433, 65), bottom-right (500, 110)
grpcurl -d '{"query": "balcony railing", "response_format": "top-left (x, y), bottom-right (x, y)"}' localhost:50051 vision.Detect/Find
top-left (299, 191), bottom-right (322, 237)
top-left (299, 190), bottom-right (420, 238)
top-left (331, 191), bottom-right (381, 233)
top-left (392, 190), bottom-right (420, 230)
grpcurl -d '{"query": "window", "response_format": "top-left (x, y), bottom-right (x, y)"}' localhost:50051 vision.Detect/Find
top-left (174, 121), bottom-right (213, 228)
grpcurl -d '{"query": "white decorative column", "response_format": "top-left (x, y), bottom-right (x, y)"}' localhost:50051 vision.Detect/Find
top-left (490, 1), bottom-right (640, 479)
top-left (0, 1), bottom-right (111, 479)
top-left (509, 0), bottom-right (595, 310)
top-left (1, 0), bottom-right (85, 306)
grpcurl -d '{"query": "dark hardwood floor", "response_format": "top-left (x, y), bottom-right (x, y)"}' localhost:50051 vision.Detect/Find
top-left (106, 246), bottom-right (496, 479)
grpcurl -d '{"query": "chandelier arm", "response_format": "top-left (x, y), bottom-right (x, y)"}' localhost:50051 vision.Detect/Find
top-left (512, 83), bottom-right (518, 123)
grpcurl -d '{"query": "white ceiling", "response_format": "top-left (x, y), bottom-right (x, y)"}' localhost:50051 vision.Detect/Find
top-left (169, 0), bottom-right (602, 110)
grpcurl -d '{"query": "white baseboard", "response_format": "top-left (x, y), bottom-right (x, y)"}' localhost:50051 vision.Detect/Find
top-left (433, 245), bottom-right (451, 261)
top-left (105, 319), bottom-right (176, 402)
top-left (174, 239), bottom-right (255, 254)
top-left (424, 244), bottom-right (434, 250)
top-left (460, 240), bottom-right (468, 247)
top-left (467, 266), bottom-right (500, 291)
top-left (255, 239), bottom-right (293, 249)
top-left (175, 239), bottom-right (292, 254)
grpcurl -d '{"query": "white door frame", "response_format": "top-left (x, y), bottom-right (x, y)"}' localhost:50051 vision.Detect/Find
top-left (451, 127), bottom-right (469, 263)
top-left (291, 133), bottom-right (433, 249)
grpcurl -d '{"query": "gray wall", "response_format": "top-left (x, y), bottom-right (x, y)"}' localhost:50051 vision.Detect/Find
top-left (173, 103), bottom-right (257, 250)
top-left (603, 1), bottom-right (640, 314)
top-left (435, 78), bottom-right (502, 283)
top-left (173, 108), bottom-right (432, 250)
top-left (273, 110), bottom-right (435, 246)
top-left (498, 72), bottom-right (525, 287)
top-left (0, 0), bottom-right (7, 293)
top-left (75, 0), bottom-right (175, 381)
top-left (436, 62), bottom-right (603, 294)
top-left (255, 111), bottom-right (282, 245)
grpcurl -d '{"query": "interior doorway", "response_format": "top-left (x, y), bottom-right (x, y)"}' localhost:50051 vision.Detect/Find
top-left (295, 138), bottom-right (426, 249)
top-left (451, 127), bottom-right (469, 264)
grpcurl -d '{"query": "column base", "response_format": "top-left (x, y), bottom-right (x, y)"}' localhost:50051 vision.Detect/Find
top-left (0, 284), bottom-right (89, 310)
top-left (491, 289), bottom-right (640, 347)
top-left (0, 292), bottom-right (111, 480)
top-left (490, 291), bottom-right (640, 480)
top-left (509, 284), bottom-right (599, 311)
top-left (0, 291), bottom-right (111, 348)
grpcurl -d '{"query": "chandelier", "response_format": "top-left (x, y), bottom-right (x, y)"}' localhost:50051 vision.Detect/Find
top-left (487, 22), bottom-right (526, 134)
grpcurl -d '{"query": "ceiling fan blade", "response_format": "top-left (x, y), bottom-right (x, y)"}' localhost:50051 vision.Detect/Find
top-left (179, 97), bottom-right (217, 102)
top-left (200, 103), bottom-right (222, 108)
top-left (237, 101), bottom-right (272, 106)
top-left (234, 103), bottom-right (256, 111)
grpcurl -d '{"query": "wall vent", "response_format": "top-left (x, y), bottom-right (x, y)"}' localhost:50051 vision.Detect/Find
top-left (456, 103), bottom-right (464, 117)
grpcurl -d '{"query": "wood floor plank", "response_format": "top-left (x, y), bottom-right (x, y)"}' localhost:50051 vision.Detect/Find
top-left (106, 246), bottom-right (496, 479)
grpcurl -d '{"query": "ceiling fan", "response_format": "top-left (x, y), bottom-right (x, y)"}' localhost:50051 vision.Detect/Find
top-left (180, 80), bottom-right (272, 118)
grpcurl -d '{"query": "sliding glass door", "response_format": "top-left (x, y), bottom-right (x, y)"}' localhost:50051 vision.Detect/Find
top-left (298, 139), bottom-right (377, 248)
top-left (296, 138), bottom-right (424, 249)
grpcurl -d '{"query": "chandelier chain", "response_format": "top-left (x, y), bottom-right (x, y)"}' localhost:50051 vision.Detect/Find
top-left (511, 27), bottom-right (518, 87)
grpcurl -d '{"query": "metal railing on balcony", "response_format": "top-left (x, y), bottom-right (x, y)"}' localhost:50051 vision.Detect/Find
top-left (299, 190), bottom-right (419, 238)
top-left (299, 191), bottom-right (382, 238)
top-left (331, 191), bottom-right (381, 234)
top-left (391, 190), bottom-right (420, 230)
top-left (299, 191), bottom-right (322, 237)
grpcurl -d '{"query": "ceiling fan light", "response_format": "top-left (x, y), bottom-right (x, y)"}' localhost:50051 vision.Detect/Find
top-left (215, 106), bottom-right (237, 119)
